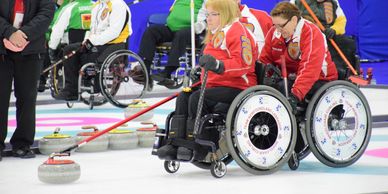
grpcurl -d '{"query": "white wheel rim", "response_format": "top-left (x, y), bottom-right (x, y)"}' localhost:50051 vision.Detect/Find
top-left (233, 94), bottom-right (293, 169)
top-left (214, 162), bottom-right (226, 177)
top-left (169, 161), bottom-right (179, 171)
top-left (312, 86), bottom-right (368, 162)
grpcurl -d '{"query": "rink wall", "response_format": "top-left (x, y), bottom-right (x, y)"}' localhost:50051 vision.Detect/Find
top-left (126, 0), bottom-right (388, 61)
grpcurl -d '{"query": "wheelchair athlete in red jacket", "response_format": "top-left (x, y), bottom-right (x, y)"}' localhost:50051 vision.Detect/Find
top-left (259, 2), bottom-right (338, 112)
top-left (157, 0), bottom-right (258, 160)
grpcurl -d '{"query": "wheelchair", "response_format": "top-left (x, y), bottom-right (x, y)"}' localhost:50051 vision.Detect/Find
top-left (152, 76), bottom-right (298, 178)
top-left (151, 42), bottom-right (201, 89)
top-left (152, 60), bottom-right (372, 178)
top-left (146, 13), bottom-right (202, 89)
top-left (49, 48), bottom-right (149, 109)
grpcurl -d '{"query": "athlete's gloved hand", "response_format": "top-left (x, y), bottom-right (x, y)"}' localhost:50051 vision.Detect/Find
top-left (48, 48), bottom-right (59, 63)
top-left (288, 93), bottom-right (300, 115)
top-left (199, 54), bottom-right (224, 74)
top-left (81, 39), bottom-right (95, 52)
top-left (190, 66), bottom-right (202, 83)
top-left (324, 28), bottom-right (336, 39)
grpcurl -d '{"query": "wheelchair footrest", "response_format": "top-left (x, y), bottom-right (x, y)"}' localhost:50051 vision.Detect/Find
top-left (176, 147), bottom-right (193, 161)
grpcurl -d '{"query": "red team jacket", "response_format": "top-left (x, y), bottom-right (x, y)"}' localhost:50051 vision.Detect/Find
top-left (259, 18), bottom-right (338, 100)
top-left (239, 4), bottom-right (273, 53)
top-left (202, 20), bottom-right (258, 90)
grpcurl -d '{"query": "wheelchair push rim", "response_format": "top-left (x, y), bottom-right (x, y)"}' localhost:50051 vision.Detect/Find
top-left (305, 80), bottom-right (372, 167)
top-left (99, 50), bottom-right (149, 108)
top-left (226, 85), bottom-right (297, 175)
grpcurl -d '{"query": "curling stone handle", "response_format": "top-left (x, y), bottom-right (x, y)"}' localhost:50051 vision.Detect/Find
top-left (130, 99), bottom-right (143, 105)
top-left (141, 121), bottom-right (156, 126)
top-left (53, 127), bottom-right (61, 134)
top-left (81, 125), bottom-right (98, 131)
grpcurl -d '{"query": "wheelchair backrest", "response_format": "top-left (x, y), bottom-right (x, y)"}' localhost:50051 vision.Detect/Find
top-left (147, 13), bottom-right (169, 27)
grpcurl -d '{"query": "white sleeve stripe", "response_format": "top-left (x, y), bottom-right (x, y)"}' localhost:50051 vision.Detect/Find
top-left (196, 0), bottom-right (207, 22)
top-left (294, 24), bottom-right (313, 84)
top-left (224, 66), bottom-right (251, 73)
top-left (49, 3), bottom-right (76, 49)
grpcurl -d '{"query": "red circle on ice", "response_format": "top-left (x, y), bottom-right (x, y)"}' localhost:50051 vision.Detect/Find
top-left (364, 148), bottom-right (388, 158)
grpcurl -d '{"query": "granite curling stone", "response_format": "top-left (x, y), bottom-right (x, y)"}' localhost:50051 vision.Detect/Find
top-left (38, 128), bottom-right (76, 155)
top-left (38, 158), bottom-right (81, 184)
top-left (136, 122), bottom-right (157, 147)
top-left (108, 129), bottom-right (139, 150)
top-left (124, 99), bottom-right (154, 121)
top-left (75, 126), bottom-right (109, 152)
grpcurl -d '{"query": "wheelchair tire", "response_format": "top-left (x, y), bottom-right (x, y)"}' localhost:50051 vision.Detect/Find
top-left (164, 160), bottom-right (180, 174)
top-left (49, 64), bottom-right (65, 97)
top-left (210, 161), bottom-right (227, 178)
top-left (225, 85), bottom-right (297, 175)
top-left (305, 80), bottom-right (372, 167)
top-left (99, 50), bottom-right (149, 108)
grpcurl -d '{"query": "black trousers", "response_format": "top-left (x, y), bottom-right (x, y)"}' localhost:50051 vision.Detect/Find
top-left (62, 42), bottom-right (125, 92)
top-left (41, 29), bottom-right (87, 82)
top-left (328, 35), bottom-right (358, 80)
top-left (0, 53), bottom-right (43, 150)
top-left (175, 87), bottom-right (242, 120)
top-left (138, 25), bottom-right (194, 72)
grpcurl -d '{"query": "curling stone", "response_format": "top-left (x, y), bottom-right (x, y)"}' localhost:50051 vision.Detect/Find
top-left (75, 126), bottom-right (109, 152)
top-left (38, 158), bottom-right (80, 184)
top-left (136, 122), bottom-right (157, 147)
top-left (124, 99), bottom-right (153, 121)
top-left (108, 128), bottom-right (138, 150)
top-left (38, 128), bottom-right (76, 155)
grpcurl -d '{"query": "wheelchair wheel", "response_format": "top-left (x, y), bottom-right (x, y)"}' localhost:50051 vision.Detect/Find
top-left (226, 85), bottom-right (297, 175)
top-left (305, 80), bottom-right (372, 167)
top-left (49, 64), bottom-right (65, 97)
top-left (210, 161), bottom-right (227, 178)
top-left (99, 50), bottom-right (149, 108)
top-left (66, 102), bottom-right (74, 108)
top-left (79, 63), bottom-right (107, 108)
top-left (164, 160), bottom-right (180, 174)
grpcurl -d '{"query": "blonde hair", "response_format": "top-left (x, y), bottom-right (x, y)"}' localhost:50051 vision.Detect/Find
top-left (204, 0), bottom-right (241, 44)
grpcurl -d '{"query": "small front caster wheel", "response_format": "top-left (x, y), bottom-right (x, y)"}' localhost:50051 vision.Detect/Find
top-left (66, 102), bottom-right (74, 108)
top-left (210, 161), bottom-right (226, 178)
top-left (288, 152), bottom-right (300, 170)
top-left (164, 160), bottom-right (180, 174)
